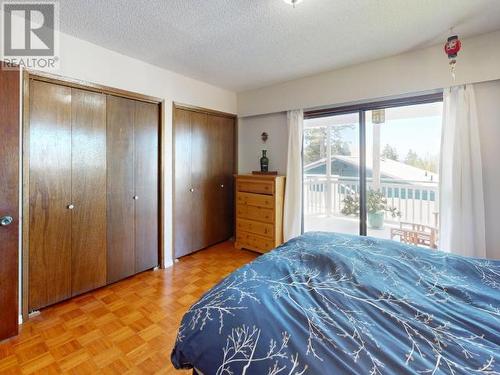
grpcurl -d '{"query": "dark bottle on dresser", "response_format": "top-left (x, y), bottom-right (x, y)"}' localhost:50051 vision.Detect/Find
top-left (260, 150), bottom-right (269, 172)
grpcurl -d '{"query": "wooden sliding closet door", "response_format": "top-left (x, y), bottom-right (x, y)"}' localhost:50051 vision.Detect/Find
top-left (71, 89), bottom-right (107, 295)
top-left (27, 75), bottom-right (161, 311)
top-left (106, 95), bottom-right (135, 283)
top-left (190, 111), bottom-right (210, 252)
top-left (29, 81), bottom-right (72, 310)
top-left (134, 101), bottom-right (159, 273)
top-left (215, 115), bottom-right (235, 242)
top-left (174, 106), bottom-right (236, 258)
top-left (174, 108), bottom-right (193, 258)
top-left (205, 114), bottom-right (234, 245)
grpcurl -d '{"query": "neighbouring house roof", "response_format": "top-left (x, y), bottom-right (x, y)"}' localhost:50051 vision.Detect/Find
top-left (304, 155), bottom-right (439, 183)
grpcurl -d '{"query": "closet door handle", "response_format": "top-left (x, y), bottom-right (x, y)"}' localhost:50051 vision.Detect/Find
top-left (0, 216), bottom-right (13, 226)
top-left (189, 188), bottom-right (194, 193)
top-left (133, 195), bottom-right (139, 200)
top-left (67, 204), bottom-right (75, 210)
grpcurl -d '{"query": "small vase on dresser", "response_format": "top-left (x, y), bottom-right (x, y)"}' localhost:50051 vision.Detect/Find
top-left (234, 174), bottom-right (285, 253)
top-left (260, 150), bottom-right (269, 172)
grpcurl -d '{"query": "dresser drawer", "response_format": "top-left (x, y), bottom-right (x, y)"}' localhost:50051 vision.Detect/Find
top-left (237, 179), bottom-right (274, 195)
top-left (237, 192), bottom-right (274, 208)
top-left (236, 204), bottom-right (274, 223)
top-left (236, 231), bottom-right (275, 253)
top-left (237, 218), bottom-right (274, 238)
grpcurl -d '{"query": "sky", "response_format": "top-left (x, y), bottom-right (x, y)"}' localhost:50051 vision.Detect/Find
top-left (304, 102), bottom-right (443, 161)
top-left (367, 116), bottom-right (442, 160)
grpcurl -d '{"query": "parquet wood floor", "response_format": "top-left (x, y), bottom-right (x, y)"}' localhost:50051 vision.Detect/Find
top-left (0, 241), bottom-right (258, 375)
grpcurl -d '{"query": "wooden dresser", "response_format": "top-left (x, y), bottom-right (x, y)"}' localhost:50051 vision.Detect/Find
top-left (235, 175), bottom-right (285, 253)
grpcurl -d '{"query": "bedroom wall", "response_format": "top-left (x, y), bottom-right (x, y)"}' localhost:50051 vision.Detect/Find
top-left (238, 30), bottom-right (500, 117)
top-left (51, 32), bottom-right (237, 269)
top-left (475, 79), bottom-right (500, 260)
top-left (237, 30), bottom-right (500, 176)
top-left (238, 112), bottom-right (288, 174)
top-left (6, 16), bottom-right (237, 278)
top-left (237, 81), bottom-right (500, 260)
top-left (236, 30), bottom-right (500, 259)
top-left (6, 20), bottom-right (236, 322)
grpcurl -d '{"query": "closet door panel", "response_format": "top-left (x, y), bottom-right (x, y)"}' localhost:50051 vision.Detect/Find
top-left (191, 111), bottom-right (210, 251)
top-left (209, 115), bottom-right (235, 243)
top-left (204, 114), bottom-right (219, 245)
top-left (71, 89), bottom-right (107, 295)
top-left (134, 101), bottom-right (159, 272)
top-left (205, 115), bottom-right (228, 245)
top-left (174, 109), bottom-right (236, 257)
top-left (29, 81), bottom-right (72, 310)
top-left (106, 95), bottom-right (135, 283)
top-left (219, 116), bottom-right (235, 241)
top-left (174, 108), bottom-right (193, 258)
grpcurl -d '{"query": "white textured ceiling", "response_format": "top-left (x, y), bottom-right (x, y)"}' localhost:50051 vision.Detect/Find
top-left (59, 0), bottom-right (500, 92)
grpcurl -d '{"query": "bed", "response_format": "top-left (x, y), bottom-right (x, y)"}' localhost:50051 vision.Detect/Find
top-left (171, 232), bottom-right (500, 374)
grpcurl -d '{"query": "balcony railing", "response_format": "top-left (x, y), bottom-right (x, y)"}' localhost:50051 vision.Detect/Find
top-left (304, 175), bottom-right (439, 227)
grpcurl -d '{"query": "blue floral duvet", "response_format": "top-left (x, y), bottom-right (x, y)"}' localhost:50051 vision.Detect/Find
top-left (171, 232), bottom-right (500, 374)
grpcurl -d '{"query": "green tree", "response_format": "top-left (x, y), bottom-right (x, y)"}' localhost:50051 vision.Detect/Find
top-left (404, 149), bottom-right (439, 173)
top-left (304, 128), bottom-right (326, 165)
top-left (381, 144), bottom-right (398, 161)
top-left (405, 149), bottom-right (419, 166)
top-left (303, 125), bottom-right (353, 165)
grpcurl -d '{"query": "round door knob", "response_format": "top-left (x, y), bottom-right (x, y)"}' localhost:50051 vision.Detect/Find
top-left (220, 184), bottom-right (224, 188)
top-left (133, 195), bottom-right (139, 200)
top-left (189, 188), bottom-right (194, 192)
top-left (0, 216), bottom-right (13, 226)
top-left (67, 204), bottom-right (75, 210)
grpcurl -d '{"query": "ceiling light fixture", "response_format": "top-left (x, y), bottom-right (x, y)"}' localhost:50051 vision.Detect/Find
top-left (283, 0), bottom-right (303, 8)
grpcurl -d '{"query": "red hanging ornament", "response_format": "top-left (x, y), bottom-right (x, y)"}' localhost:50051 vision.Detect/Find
top-left (444, 35), bottom-right (461, 80)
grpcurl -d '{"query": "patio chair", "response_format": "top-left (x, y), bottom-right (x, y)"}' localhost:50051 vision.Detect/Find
top-left (390, 222), bottom-right (438, 249)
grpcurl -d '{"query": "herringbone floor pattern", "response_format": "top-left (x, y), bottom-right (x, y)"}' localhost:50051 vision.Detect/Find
top-left (0, 241), bottom-right (258, 374)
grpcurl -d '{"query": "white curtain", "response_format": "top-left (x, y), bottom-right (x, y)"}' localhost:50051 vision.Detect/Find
top-left (283, 109), bottom-right (304, 241)
top-left (440, 84), bottom-right (486, 258)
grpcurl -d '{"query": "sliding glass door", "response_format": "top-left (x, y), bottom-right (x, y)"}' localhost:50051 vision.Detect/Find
top-left (303, 113), bottom-right (360, 234)
top-left (303, 96), bottom-right (443, 248)
top-left (365, 103), bottom-right (442, 241)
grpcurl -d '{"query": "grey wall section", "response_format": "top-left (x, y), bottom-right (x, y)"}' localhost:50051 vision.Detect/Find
top-left (475, 79), bottom-right (500, 260)
top-left (238, 112), bottom-right (288, 174)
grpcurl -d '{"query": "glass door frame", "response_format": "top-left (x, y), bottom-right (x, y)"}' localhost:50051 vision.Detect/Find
top-left (303, 92), bottom-right (443, 236)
